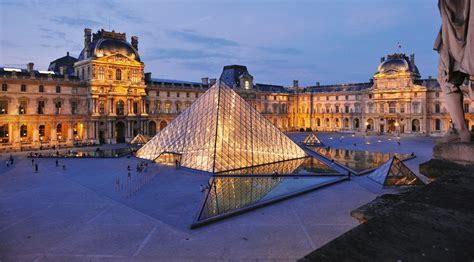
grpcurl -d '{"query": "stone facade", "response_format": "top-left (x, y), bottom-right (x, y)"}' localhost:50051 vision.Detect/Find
top-left (1, 29), bottom-right (473, 152)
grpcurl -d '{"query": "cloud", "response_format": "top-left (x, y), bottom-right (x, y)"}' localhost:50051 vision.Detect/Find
top-left (50, 17), bottom-right (101, 27)
top-left (144, 48), bottom-right (231, 61)
top-left (0, 39), bottom-right (22, 48)
top-left (166, 29), bottom-right (239, 48)
top-left (258, 46), bottom-right (301, 55)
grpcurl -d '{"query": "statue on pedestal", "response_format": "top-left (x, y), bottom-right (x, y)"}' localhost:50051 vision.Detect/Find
top-left (435, 0), bottom-right (474, 143)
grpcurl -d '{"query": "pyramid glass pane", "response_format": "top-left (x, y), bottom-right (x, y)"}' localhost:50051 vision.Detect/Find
top-left (302, 133), bottom-right (323, 146)
top-left (137, 81), bottom-right (306, 173)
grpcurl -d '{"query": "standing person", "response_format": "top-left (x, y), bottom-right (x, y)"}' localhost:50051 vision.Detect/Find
top-left (31, 158), bottom-right (35, 166)
top-left (9, 154), bottom-right (13, 165)
top-left (35, 163), bottom-right (38, 173)
top-left (55, 159), bottom-right (59, 167)
top-left (175, 159), bottom-right (179, 169)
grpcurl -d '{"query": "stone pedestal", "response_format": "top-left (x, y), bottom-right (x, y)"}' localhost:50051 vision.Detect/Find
top-left (433, 142), bottom-right (474, 165)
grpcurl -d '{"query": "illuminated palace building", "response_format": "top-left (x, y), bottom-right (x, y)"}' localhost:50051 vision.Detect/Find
top-left (1, 28), bottom-right (473, 151)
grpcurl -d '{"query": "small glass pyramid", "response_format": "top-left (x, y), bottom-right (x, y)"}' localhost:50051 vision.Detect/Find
top-left (368, 156), bottom-right (425, 187)
top-left (302, 133), bottom-right (323, 146)
top-left (137, 81), bottom-right (306, 173)
top-left (130, 134), bottom-right (150, 145)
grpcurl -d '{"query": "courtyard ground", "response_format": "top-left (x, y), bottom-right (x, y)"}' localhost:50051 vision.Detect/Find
top-left (0, 133), bottom-right (435, 261)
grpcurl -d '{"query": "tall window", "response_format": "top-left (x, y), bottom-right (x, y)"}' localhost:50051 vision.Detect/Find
top-left (133, 102), bottom-right (139, 114)
top-left (435, 103), bottom-right (441, 113)
top-left (116, 69), bottom-right (122, 80)
top-left (71, 101), bottom-right (78, 115)
top-left (0, 101), bottom-right (7, 114)
top-left (20, 124), bottom-right (27, 138)
top-left (39, 85), bottom-right (44, 93)
top-left (435, 119), bottom-right (441, 131)
top-left (56, 86), bottom-right (61, 93)
top-left (389, 102), bottom-right (396, 113)
top-left (99, 101), bottom-right (105, 114)
top-left (56, 124), bottom-right (63, 140)
top-left (345, 105), bottom-right (349, 113)
top-left (19, 101), bottom-right (27, 114)
top-left (176, 103), bottom-right (181, 113)
top-left (116, 100), bottom-right (125, 115)
top-left (55, 101), bottom-right (62, 114)
top-left (354, 103), bottom-right (361, 113)
top-left (21, 84), bottom-right (27, 92)
top-left (335, 105), bottom-right (340, 113)
top-left (367, 103), bottom-right (374, 113)
top-left (37, 101), bottom-right (45, 114)
top-left (165, 102), bottom-right (171, 113)
top-left (400, 103), bottom-right (405, 113)
top-left (1, 84), bottom-right (7, 92)
top-left (131, 69), bottom-right (139, 82)
top-left (379, 103), bottom-right (385, 113)
top-left (464, 103), bottom-right (470, 113)
top-left (98, 66), bottom-right (105, 80)
top-left (412, 102), bottom-right (420, 113)
top-left (0, 124), bottom-right (8, 143)
top-left (39, 125), bottom-right (45, 138)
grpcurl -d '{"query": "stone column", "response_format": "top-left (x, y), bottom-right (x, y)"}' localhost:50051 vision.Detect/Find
top-left (50, 123), bottom-right (57, 143)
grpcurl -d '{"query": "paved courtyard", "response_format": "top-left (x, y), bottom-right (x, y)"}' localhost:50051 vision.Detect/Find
top-left (0, 133), bottom-right (435, 261)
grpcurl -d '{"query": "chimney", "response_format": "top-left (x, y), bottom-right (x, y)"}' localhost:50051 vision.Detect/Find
top-left (210, 78), bottom-right (217, 85)
top-left (131, 36), bottom-right (139, 50)
top-left (380, 57), bottom-right (385, 63)
top-left (27, 62), bottom-right (34, 72)
top-left (201, 77), bottom-right (209, 85)
top-left (144, 72), bottom-right (152, 83)
top-left (293, 80), bottom-right (299, 88)
top-left (84, 28), bottom-right (92, 59)
top-left (316, 82), bottom-right (320, 87)
top-left (67, 51), bottom-right (70, 57)
top-left (410, 53), bottom-right (415, 65)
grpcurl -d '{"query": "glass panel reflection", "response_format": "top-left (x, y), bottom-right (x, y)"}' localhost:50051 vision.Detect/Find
top-left (195, 175), bottom-right (345, 224)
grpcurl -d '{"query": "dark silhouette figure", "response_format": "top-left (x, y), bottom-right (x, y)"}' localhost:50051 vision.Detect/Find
top-left (35, 164), bottom-right (38, 173)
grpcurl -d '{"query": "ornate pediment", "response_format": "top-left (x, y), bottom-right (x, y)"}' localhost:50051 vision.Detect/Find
top-left (94, 53), bottom-right (142, 66)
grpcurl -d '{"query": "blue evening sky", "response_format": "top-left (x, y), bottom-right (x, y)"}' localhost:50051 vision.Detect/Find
top-left (0, 0), bottom-right (440, 86)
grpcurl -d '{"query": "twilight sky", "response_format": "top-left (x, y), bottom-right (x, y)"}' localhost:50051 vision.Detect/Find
top-left (0, 0), bottom-right (440, 86)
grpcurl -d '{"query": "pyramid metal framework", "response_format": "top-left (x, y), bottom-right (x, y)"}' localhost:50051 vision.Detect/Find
top-left (130, 134), bottom-right (150, 145)
top-left (302, 133), bottom-right (323, 146)
top-left (137, 81), bottom-right (306, 173)
top-left (368, 156), bottom-right (425, 187)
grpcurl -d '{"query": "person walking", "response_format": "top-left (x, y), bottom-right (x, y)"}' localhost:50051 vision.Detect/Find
top-left (35, 163), bottom-right (38, 173)
top-left (31, 158), bottom-right (35, 166)
top-left (55, 159), bottom-right (59, 167)
top-left (9, 154), bottom-right (14, 165)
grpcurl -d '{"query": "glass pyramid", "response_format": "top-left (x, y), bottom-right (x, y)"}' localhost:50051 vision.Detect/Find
top-left (367, 156), bottom-right (425, 187)
top-left (302, 133), bottom-right (323, 146)
top-left (137, 81), bottom-right (306, 173)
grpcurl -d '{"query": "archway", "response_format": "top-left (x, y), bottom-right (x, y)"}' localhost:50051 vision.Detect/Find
top-left (73, 123), bottom-right (84, 140)
top-left (412, 119), bottom-right (420, 132)
top-left (366, 118), bottom-right (374, 130)
top-left (115, 122), bottom-right (126, 143)
top-left (148, 121), bottom-right (157, 136)
top-left (388, 119), bottom-right (396, 132)
top-left (354, 118), bottom-right (360, 129)
top-left (159, 120), bottom-right (168, 130)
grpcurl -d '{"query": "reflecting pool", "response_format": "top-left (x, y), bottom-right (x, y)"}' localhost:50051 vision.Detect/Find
top-left (32, 148), bottom-right (132, 158)
top-left (306, 146), bottom-right (414, 175)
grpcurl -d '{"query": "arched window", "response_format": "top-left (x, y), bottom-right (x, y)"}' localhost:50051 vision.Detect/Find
top-left (116, 69), bottom-right (122, 80)
top-left (39, 125), bottom-right (45, 138)
top-left (20, 125), bottom-right (28, 137)
top-left (366, 119), bottom-right (374, 130)
top-left (325, 118), bottom-right (330, 128)
top-left (435, 119), bottom-right (441, 131)
top-left (335, 118), bottom-right (340, 128)
top-left (316, 118), bottom-right (321, 127)
top-left (354, 118), bottom-right (360, 129)
top-left (56, 124), bottom-right (63, 140)
top-left (344, 118), bottom-right (349, 128)
top-left (116, 100), bottom-right (125, 115)
top-left (0, 124), bottom-right (9, 143)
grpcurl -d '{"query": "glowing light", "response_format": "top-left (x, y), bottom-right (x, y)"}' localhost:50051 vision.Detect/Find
top-left (4, 68), bottom-right (21, 72)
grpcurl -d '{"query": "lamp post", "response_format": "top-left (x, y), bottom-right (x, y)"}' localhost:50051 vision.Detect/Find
top-left (40, 136), bottom-right (43, 150)
top-left (20, 137), bottom-right (23, 152)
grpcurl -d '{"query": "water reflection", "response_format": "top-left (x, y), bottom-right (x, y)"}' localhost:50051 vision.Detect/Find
top-left (307, 146), bottom-right (413, 174)
top-left (34, 148), bottom-right (131, 158)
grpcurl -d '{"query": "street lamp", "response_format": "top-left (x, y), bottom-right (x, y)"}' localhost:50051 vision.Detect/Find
top-left (40, 136), bottom-right (43, 149)
top-left (20, 137), bottom-right (23, 152)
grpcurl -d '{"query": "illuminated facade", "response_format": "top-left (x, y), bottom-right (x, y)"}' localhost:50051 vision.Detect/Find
top-left (137, 81), bottom-right (306, 173)
top-left (1, 28), bottom-right (473, 152)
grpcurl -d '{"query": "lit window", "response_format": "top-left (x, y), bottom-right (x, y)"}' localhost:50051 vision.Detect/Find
top-left (99, 101), bottom-right (105, 114)
top-left (37, 101), bottom-right (45, 114)
top-left (55, 101), bottom-right (62, 114)
top-left (116, 100), bottom-right (124, 115)
top-left (464, 103), bottom-right (470, 113)
top-left (0, 101), bottom-right (8, 114)
top-left (0, 124), bottom-right (9, 143)
top-left (2, 84), bottom-right (7, 92)
top-left (20, 125), bottom-right (27, 138)
top-left (98, 66), bottom-right (105, 80)
top-left (19, 101), bottom-right (27, 114)
top-left (244, 81), bottom-right (250, 90)
top-left (116, 69), bottom-right (122, 80)
top-left (21, 84), bottom-right (27, 92)
top-left (71, 101), bottom-right (78, 115)
top-left (165, 103), bottom-right (171, 113)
